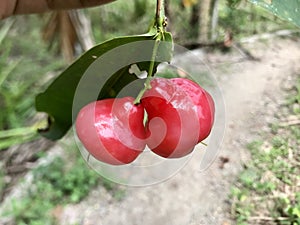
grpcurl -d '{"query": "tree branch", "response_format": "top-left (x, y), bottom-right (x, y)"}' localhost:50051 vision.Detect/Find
top-left (1, 0), bottom-right (116, 19)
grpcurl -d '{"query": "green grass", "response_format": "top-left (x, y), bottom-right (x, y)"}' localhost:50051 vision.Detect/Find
top-left (0, 17), bottom-right (123, 225)
top-left (2, 142), bottom-right (124, 225)
top-left (0, 17), bottom-right (65, 150)
top-left (4, 155), bottom-right (98, 224)
top-left (230, 76), bottom-right (300, 225)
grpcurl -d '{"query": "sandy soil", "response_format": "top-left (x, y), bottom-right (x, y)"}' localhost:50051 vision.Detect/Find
top-left (55, 37), bottom-right (300, 225)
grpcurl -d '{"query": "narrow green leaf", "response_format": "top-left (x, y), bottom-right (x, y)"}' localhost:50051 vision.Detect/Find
top-left (0, 126), bottom-right (36, 138)
top-left (0, 19), bottom-right (14, 46)
top-left (35, 33), bottom-right (173, 140)
top-left (0, 59), bottom-right (21, 88)
top-left (248, 0), bottom-right (300, 27)
top-left (0, 134), bottom-right (37, 150)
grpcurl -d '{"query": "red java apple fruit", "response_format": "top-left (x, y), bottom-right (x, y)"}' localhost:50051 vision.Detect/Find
top-left (170, 78), bottom-right (215, 142)
top-left (141, 77), bottom-right (215, 158)
top-left (75, 97), bottom-right (146, 165)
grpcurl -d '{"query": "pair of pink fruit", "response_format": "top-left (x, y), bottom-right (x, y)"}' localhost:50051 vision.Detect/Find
top-left (76, 77), bottom-right (215, 165)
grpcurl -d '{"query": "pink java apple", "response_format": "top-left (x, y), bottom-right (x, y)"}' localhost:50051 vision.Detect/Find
top-left (75, 97), bottom-right (146, 165)
top-left (141, 77), bottom-right (215, 158)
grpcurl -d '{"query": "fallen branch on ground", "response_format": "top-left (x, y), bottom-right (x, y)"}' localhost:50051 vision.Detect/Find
top-left (279, 119), bottom-right (300, 127)
top-left (248, 216), bottom-right (290, 222)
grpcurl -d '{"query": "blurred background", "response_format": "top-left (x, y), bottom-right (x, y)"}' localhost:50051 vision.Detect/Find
top-left (0, 0), bottom-right (299, 224)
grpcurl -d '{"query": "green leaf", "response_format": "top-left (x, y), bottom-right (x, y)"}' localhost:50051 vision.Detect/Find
top-left (248, 0), bottom-right (300, 27)
top-left (227, 0), bottom-right (243, 8)
top-left (35, 33), bottom-right (173, 140)
top-left (0, 134), bottom-right (37, 150)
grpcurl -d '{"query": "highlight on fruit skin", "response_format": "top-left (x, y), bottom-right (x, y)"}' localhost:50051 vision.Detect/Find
top-left (170, 78), bottom-right (215, 142)
top-left (75, 97), bottom-right (146, 165)
top-left (141, 77), bottom-right (215, 159)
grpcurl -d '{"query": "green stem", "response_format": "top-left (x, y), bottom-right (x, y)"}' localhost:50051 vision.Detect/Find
top-left (0, 134), bottom-right (37, 150)
top-left (0, 126), bottom-right (38, 150)
top-left (0, 127), bottom-right (36, 139)
top-left (0, 119), bottom-right (48, 150)
top-left (134, 38), bottom-right (161, 104)
top-left (134, 0), bottom-right (165, 105)
top-left (148, 39), bottom-right (160, 78)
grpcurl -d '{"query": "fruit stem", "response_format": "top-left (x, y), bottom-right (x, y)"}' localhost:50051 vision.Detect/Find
top-left (134, 0), bottom-right (165, 105)
top-left (148, 38), bottom-right (161, 78)
top-left (134, 37), bottom-right (161, 105)
top-left (156, 0), bottom-right (165, 29)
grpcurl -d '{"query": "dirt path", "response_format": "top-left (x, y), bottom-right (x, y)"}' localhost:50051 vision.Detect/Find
top-left (54, 37), bottom-right (300, 225)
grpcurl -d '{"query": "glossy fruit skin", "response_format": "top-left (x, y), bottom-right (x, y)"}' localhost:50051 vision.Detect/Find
top-left (141, 77), bottom-right (214, 158)
top-left (170, 78), bottom-right (215, 142)
top-left (75, 97), bottom-right (146, 165)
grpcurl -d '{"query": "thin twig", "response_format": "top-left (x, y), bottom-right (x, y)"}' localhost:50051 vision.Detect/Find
top-left (6, 163), bottom-right (36, 174)
top-left (248, 216), bottom-right (290, 221)
top-left (279, 119), bottom-right (300, 127)
top-left (156, 0), bottom-right (162, 23)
